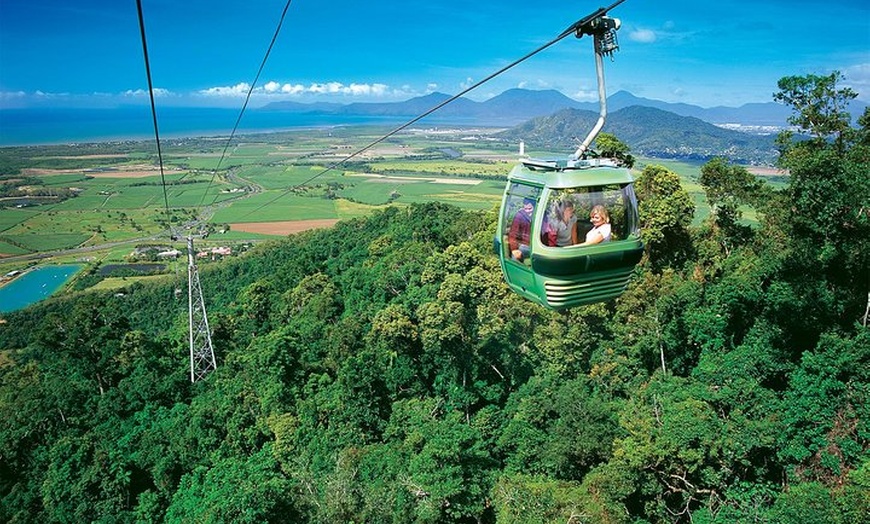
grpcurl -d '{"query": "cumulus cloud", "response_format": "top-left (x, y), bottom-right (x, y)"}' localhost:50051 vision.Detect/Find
top-left (197, 80), bottom-right (402, 99)
top-left (629, 28), bottom-right (657, 43)
top-left (123, 88), bottom-right (171, 98)
top-left (281, 84), bottom-right (305, 94)
top-left (199, 83), bottom-right (252, 97)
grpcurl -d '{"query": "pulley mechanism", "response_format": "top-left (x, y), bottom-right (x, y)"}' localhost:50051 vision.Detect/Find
top-left (575, 15), bottom-right (621, 58)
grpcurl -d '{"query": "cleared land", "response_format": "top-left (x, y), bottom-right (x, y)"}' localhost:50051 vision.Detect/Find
top-left (0, 126), bottom-right (747, 283)
top-left (230, 219), bottom-right (341, 235)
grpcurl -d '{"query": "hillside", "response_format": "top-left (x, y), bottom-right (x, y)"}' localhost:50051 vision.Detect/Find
top-left (499, 105), bottom-right (780, 164)
top-left (1, 77), bottom-right (867, 523)
top-left (1, 159), bottom-right (867, 521)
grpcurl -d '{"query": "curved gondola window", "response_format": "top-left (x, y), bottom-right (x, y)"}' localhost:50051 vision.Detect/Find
top-left (502, 183), bottom-right (541, 265)
top-left (540, 183), bottom-right (639, 247)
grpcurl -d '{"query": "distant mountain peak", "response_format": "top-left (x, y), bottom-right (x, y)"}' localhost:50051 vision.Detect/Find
top-left (257, 87), bottom-right (816, 127)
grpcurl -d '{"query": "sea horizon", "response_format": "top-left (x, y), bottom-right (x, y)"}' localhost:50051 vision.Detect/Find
top-left (0, 106), bottom-right (479, 147)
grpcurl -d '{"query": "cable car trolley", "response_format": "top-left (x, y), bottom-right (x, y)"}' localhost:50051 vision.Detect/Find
top-left (494, 9), bottom-right (643, 310)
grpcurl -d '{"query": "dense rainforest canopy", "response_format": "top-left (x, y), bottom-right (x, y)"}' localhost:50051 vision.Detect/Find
top-left (1, 73), bottom-right (868, 523)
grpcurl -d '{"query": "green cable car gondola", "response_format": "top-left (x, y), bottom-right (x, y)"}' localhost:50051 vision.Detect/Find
top-left (494, 14), bottom-right (643, 310)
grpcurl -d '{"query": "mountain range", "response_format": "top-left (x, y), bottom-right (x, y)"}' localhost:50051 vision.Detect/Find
top-left (498, 105), bottom-right (779, 164)
top-left (260, 88), bottom-right (813, 127)
top-left (258, 88), bottom-right (867, 165)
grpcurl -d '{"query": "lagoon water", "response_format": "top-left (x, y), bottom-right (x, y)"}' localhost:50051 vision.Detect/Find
top-left (0, 265), bottom-right (83, 313)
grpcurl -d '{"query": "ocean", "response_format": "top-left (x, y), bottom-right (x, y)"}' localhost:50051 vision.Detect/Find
top-left (0, 107), bottom-right (429, 146)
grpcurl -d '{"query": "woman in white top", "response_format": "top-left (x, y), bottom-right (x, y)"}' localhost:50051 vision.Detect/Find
top-left (579, 204), bottom-right (611, 246)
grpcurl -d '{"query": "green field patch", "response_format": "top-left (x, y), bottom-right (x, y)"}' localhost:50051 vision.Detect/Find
top-left (371, 159), bottom-right (511, 178)
top-left (5, 208), bottom-right (169, 245)
top-left (49, 194), bottom-right (114, 210)
top-left (337, 174), bottom-right (504, 209)
top-left (88, 274), bottom-right (172, 292)
top-left (37, 173), bottom-right (93, 185)
top-left (212, 229), bottom-right (276, 241)
top-left (211, 192), bottom-right (338, 223)
top-left (114, 172), bottom-right (191, 185)
top-left (3, 232), bottom-right (91, 251)
top-left (0, 240), bottom-right (31, 256)
top-left (180, 152), bottom-right (272, 170)
top-left (227, 143), bottom-right (280, 157)
top-left (0, 208), bottom-right (39, 232)
top-left (337, 179), bottom-right (404, 205)
top-left (241, 165), bottom-right (344, 190)
top-left (164, 183), bottom-right (236, 207)
top-left (335, 199), bottom-right (385, 219)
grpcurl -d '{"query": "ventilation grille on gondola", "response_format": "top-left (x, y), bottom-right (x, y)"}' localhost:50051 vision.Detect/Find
top-left (544, 269), bottom-right (634, 308)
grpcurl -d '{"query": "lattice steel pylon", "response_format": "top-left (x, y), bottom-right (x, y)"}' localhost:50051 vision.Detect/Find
top-left (187, 235), bottom-right (216, 382)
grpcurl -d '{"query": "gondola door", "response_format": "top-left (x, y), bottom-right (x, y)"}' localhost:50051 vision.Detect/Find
top-left (497, 182), bottom-right (543, 303)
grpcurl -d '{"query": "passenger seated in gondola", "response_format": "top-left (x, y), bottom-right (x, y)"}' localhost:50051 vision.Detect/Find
top-left (509, 197), bottom-right (534, 261)
top-left (578, 204), bottom-right (611, 246)
top-left (545, 199), bottom-right (579, 247)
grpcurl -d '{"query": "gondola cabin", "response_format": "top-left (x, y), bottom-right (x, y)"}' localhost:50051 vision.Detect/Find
top-left (494, 158), bottom-right (643, 310)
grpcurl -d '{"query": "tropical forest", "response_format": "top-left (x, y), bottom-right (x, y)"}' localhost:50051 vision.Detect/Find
top-left (0, 74), bottom-right (868, 523)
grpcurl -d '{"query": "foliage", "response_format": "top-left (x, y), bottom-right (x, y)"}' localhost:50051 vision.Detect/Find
top-left (1, 73), bottom-right (868, 523)
top-left (635, 164), bottom-right (695, 271)
top-left (595, 132), bottom-right (636, 168)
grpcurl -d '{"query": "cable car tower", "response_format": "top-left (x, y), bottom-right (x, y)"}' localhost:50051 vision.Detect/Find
top-left (136, 0), bottom-right (217, 382)
top-left (186, 234), bottom-right (216, 382)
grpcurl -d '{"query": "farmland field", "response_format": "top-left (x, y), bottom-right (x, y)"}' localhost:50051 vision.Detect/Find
top-left (0, 125), bottom-right (750, 284)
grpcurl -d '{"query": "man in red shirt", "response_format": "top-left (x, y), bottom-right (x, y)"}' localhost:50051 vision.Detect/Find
top-left (509, 198), bottom-right (534, 261)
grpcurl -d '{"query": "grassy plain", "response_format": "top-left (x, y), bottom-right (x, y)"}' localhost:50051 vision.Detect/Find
top-left (0, 125), bottom-right (750, 281)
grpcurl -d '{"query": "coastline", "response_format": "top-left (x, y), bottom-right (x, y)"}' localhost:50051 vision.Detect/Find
top-left (0, 107), bottom-right (468, 147)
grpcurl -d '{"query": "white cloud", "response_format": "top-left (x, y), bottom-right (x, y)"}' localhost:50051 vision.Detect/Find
top-left (346, 83), bottom-right (388, 96)
top-left (629, 29), bottom-right (657, 43)
top-left (199, 83), bottom-right (251, 97)
top-left (281, 83), bottom-right (305, 94)
top-left (123, 88), bottom-right (171, 98)
top-left (572, 86), bottom-right (598, 101)
top-left (842, 63), bottom-right (870, 101)
top-left (225, 80), bottom-right (399, 98)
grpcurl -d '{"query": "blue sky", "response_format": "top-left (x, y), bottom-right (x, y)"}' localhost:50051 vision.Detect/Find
top-left (0, 0), bottom-right (867, 110)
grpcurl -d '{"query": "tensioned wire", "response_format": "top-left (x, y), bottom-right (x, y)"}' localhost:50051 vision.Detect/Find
top-left (135, 0), bottom-right (174, 238)
top-left (135, 0), bottom-right (296, 226)
top-left (200, 0), bottom-right (296, 209)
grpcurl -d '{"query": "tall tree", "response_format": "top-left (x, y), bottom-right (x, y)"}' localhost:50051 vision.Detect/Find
top-left (698, 157), bottom-right (768, 256)
top-left (773, 72), bottom-right (857, 150)
top-left (634, 164), bottom-right (695, 272)
top-left (773, 71), bottom-right (869, 327)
